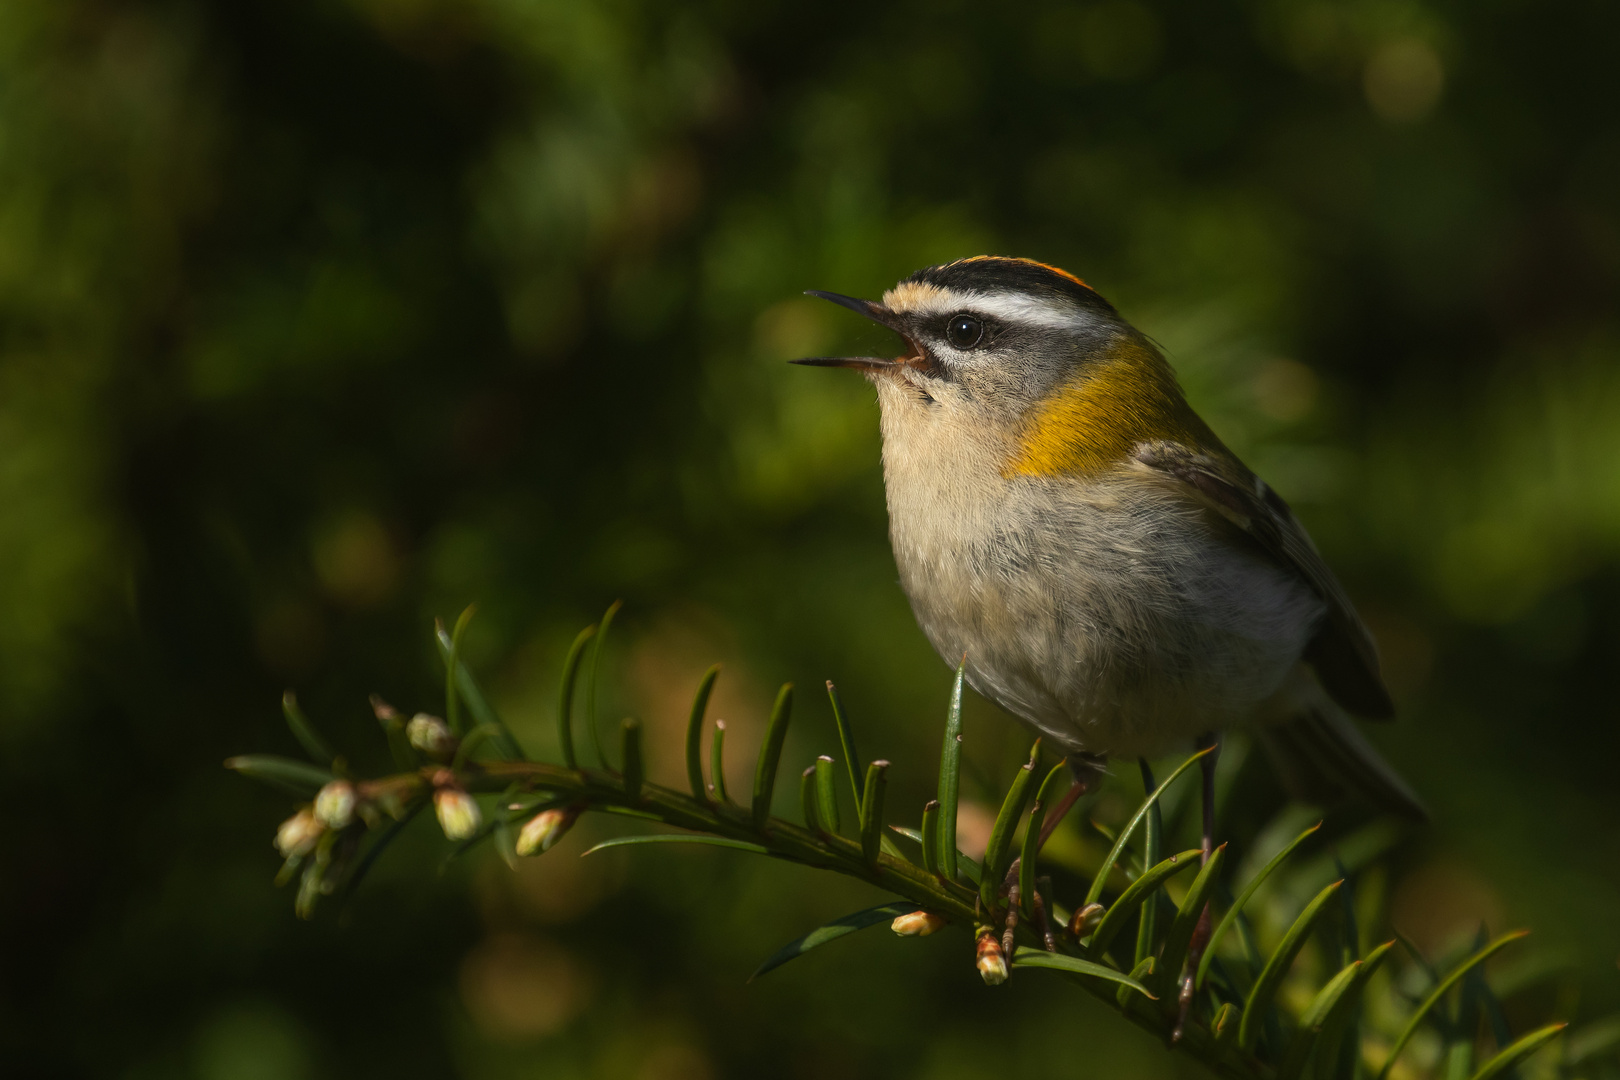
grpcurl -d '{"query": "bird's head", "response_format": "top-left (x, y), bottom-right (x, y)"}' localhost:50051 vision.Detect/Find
top-left (794, 257), bottom-right (1211, 477)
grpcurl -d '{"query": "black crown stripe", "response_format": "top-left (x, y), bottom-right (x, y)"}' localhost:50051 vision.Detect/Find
top-left (905, 257), bottom-right (1116, 316)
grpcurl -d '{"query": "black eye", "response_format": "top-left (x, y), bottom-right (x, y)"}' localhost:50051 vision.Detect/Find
top-left (945, 313), bottom-right (983, 348)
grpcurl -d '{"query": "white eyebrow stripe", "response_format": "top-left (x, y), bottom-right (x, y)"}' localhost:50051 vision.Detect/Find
top-left (960, 291), bottom-right (1090, 329)
top-left (882, 284), bottom-right (1089, 330)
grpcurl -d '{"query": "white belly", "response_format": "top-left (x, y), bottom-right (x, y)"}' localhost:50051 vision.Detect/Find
top-left (878, 396), bottom-right (1324, 759)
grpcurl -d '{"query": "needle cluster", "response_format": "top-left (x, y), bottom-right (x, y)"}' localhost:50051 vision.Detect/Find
top-left (230, 605), bottom-right (1607, 1080)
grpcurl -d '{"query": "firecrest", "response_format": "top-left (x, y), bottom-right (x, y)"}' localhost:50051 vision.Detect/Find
top-left (793, 256), bottom-right (1423, 820)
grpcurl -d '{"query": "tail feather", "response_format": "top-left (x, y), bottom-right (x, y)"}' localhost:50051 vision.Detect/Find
top-left (1258, 707), bottom-right (1427, 822)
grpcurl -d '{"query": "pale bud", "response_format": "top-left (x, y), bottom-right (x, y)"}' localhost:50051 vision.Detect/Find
top-left (434, 786), bottom-right (481, 841)
top-left (295, 864), bottom-right (323, 919)
top-left (1068, 902), bottom-right (1105, 938)
top-left (516, 806), bottom-right (579, 856)
top-left (313, 779), bottom-right (357, 828)
top-left (274, 807), bottom-right (323, 859)
top-left (976, 931), bottom-right (1009, 986)
top-left (407, 713), bottom-right (457, 757)
top-left (891, 910), bottom-right (947, 937)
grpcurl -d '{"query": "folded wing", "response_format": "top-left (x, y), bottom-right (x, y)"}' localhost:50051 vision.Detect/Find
top-left (1130, 439), bottom-right (1395, 719)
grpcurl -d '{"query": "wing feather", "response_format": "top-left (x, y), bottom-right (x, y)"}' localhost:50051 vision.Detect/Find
top-left (1258, 707), bottom-right (1427, 820)
top-left (1131, 440), bottom-right (1395, 719)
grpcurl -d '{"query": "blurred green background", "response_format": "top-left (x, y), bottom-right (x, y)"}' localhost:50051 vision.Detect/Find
top-left (4, 0), bottom-right (1619, 1077)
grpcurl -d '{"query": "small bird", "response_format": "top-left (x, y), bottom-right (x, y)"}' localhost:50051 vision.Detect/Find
top-left (793, 256), bottom-right (1424, 824)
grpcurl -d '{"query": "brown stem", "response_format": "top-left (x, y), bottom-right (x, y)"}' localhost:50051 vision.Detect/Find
top-left (287, 756), bottom-right (1265, 1080)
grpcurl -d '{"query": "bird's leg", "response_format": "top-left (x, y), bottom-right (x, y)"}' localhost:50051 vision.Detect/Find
top-left (998, 760), bottom-right (1093, 893)
top-left (992, 756), bottom-right (1101, 968)
top-left (1174, 732), bottom-right (1222, 1043)
top-left (1197, 733), bottom-right (1219, 864)
top-left (1037, 765), bottom-right (1092, 850)
top-left (1002, 882), bottom-right (1020, 957)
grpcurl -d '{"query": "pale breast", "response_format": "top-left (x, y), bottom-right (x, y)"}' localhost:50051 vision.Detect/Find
top-left (876, 388), bottom-right (1324, 758)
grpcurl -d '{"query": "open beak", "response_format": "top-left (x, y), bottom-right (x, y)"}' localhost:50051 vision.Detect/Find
top-left (788, 355), bottom-right (899, 371)
top-left (789, 290), bottom-right (912, 372)
top-left (802, 290), bottom-right (905, 330)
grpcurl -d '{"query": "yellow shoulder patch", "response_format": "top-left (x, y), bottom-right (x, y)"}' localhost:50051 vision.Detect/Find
top-left (1002, 337), bottom-right (1211, 478)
